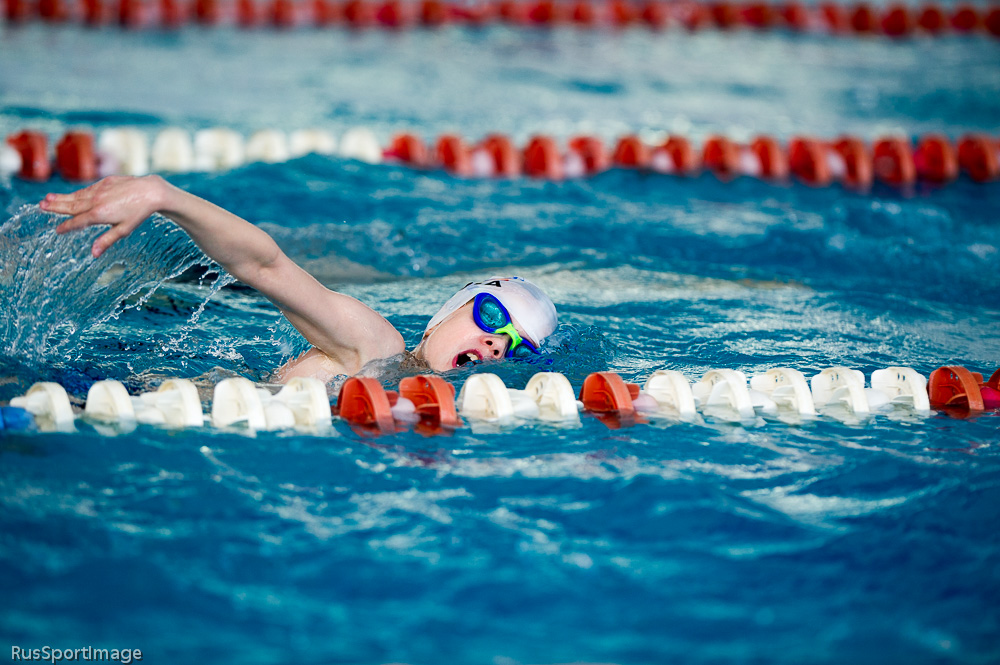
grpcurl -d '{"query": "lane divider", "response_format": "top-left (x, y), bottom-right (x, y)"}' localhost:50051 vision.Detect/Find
top-left (4, 127), bottom-right (1000, 188)
top-left (5, 0), bottom-right (1000, 38)
top-left (4, 364), bottom-right (998, 434)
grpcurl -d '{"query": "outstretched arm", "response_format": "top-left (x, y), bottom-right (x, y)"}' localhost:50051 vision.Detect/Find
top-left (41, 176), bottom-right (405, 374)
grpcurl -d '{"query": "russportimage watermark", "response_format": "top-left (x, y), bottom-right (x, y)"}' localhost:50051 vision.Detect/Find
top-left (11, 647), bottom-right (141, 664)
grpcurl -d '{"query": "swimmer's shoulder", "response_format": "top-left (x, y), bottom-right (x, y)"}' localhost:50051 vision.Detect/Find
top-left (276, 347), bottom-right (427, 384)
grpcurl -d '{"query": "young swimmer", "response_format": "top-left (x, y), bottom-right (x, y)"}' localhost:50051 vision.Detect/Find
top-left (40, 175), bottom-right (558, 382)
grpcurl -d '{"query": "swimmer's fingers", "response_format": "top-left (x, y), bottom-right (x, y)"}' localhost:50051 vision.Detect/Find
top-left (91, 223), bottom-right (137, 259)
top-left (54, 210), bottom-right (101, 234)
top-left (40, 186), bottom-right (97, 216)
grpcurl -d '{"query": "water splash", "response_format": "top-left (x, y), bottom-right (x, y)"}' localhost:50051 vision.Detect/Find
top-left (0, 205), bottom-right (219, 362)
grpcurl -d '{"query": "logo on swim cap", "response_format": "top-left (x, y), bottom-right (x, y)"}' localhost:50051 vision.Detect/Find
top-left (424, 276), bottom-right (558, 347)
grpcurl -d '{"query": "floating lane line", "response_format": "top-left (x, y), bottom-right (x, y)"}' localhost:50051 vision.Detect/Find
top-left (4, 365), bottom-right (999, 434)
top-left (4, 126), bottom-right (1000, 188)
top-left (4, 0), bottom-right (1000, 39)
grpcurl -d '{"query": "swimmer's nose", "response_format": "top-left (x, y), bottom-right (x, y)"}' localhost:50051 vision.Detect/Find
top-left (483, 336), bottom-right (505, 358)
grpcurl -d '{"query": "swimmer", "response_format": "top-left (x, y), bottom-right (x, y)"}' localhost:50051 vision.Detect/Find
top-left (40, 175), bottom-right (557, 382)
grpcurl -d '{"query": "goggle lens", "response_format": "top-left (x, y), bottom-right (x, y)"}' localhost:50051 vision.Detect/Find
top-left (477, 296), bottom-right (507, 329)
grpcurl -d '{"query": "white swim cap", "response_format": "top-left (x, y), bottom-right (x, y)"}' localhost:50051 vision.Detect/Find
top-left (424, 276), bottom-right (558, 347)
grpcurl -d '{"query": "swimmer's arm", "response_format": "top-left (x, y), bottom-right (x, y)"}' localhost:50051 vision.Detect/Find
top-left (42, 175), bottom-right (405, 372)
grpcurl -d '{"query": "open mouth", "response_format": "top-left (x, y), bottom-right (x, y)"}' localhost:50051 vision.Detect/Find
top-left (453, 350), bottom-right (483, 368)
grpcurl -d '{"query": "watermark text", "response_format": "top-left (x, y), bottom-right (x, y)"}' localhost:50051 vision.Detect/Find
top-left (11, 647), bottom-right (142, 664)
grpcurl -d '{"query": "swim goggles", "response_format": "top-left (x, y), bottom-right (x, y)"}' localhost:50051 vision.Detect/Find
top-left (472, 293), bottom-right (539, 359)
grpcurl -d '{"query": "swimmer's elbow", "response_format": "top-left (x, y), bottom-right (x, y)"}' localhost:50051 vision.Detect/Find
top-left (233, 245), bottom-right (294, 289)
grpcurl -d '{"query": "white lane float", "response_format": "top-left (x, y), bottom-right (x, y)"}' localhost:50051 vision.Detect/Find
top-left (85, 379), bottom-right (205, 427)
top-left (457, 372), bottom-right (580, 423)
top-left (289, 129), bottom-right (337, 157)
top-left (870, 366), bottom-right (931, 412)
top-left (750, 367), bottom-right (817, 418)
top-left (194, 128), bottom-right (246, 171)
top-left (692, 369), bottom-right (758, 422)
top-left (640, 370), bottom-right (698, 421)
top-left (810, 366), bottom-right (872, 416)
top-left (10, 382), bottom-right (76, 431)
top-left (98, 128), bottom-right (150, 176)
top-left (245, 129), bottom-right (290, 164)
top-left (339, 127), bottom-right (383, 164)
top-left (211, 376), bottom-right (331, 432)
top-left (83, 380), bottom-right (135, 423)
top-left (1, 142), bottom-right (24, 178)
top-left (151, 128), bottom-right (195, 173)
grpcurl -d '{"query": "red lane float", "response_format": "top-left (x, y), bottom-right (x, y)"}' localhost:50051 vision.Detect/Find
top-left (56, 132), bottom-right (98, 182)
top-left (872, 137), bottom-right (916, 187)
top-left (788, 136), bottom-right (832, 186)
top-left (957, 134), bottom-right (1000, 183)
top-left (343, 0), bottom-right (376, 25)
top-left (478, 134), bottom-right (522, 177)
top-left (950, 4), bottom-right (982, 32)
top-left (819, 2), bottom-right (849, 31)
top-left (641, 0), bottom-right (669, 29)
top-left (702, 135), bottom-right (740, 180)
top-left (334, 377), bottom-right (397, 435)
top-left (917, 4), bottom-right (948, 33)
top-left (830, 136), bottom-right (872, 189)
top-left (779, 2), bottom-right (810, 31)
top-left (913, 134), bottom-right (958, 183)
top-left (376, 0), bottom-right (415, 27)
top-left (385, 132), bottom-right (430, 167)
top-left (523, 135), bottom-right (564, 179)
top-left (313, 0), bottom-right (342, 24)
top-left (708, 1), bottom-right (740, 29)
top-left (567, 135), bottom-right (610, 175)
top-left (192, 0), bottom-right (218, 23)
top-left (741, 2), bottom-right (775, 29)
top-left (651, 135), bottom-right (699, 175)
top-left (399, 375), bottom-right (460, 432)
top-left (612, 135), bottom-right (651, 169)
top-left (987, 7), bottom-right (1000, 36)
top-left (39, 0), bottom-right (69, 20)
top-left (750, 136), bottom-right (789, 180)
top-left (849, 3), bottom-right (877, 33)
top-left (435, 134), bottom-right (473, 176)
top-left (236, 0), bottom-right (259, 25)
top-left (579, 371), bottom-right (643, 428)
top-left (569, 0), bottom-right (596, 25)
top-left (880, 4), bottom-right (914, 37)
top-left (675, 0), bottom-right (710, 30)
top-left (928, 366), bottom-right (1000, 411)
top-left (6, 131), bottom-right (52, 181)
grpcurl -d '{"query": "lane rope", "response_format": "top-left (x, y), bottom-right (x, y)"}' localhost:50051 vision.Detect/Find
top-left (3, 365), bottom-right (998, 434)
top-left (4, 0), bottom-right (1000, 38)
top-left (4, 126), bottom-right (1000, 188)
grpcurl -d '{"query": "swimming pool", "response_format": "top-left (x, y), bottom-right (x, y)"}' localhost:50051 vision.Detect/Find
top-left (3, 11), bottom-right (1000, 664)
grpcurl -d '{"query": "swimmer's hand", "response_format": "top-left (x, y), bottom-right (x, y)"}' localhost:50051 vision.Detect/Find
top-left (41, 175), bottom-right (165, 258)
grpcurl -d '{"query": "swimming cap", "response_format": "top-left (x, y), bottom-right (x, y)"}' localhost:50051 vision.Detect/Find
top-left (424, 276), bottom-right (558, 346)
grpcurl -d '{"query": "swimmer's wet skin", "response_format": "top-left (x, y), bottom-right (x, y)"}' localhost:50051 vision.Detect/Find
top-left (41, 176), bottom-right (557, 380)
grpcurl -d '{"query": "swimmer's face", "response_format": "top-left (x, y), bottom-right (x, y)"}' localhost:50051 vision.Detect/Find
top-left (415, 302), bottom-right (526, 372)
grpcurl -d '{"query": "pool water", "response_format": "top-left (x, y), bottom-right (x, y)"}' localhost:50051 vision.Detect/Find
top-left (2, 17), bottom-right (1000, 665)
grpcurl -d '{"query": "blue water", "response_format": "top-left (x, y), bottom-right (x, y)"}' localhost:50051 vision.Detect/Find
top-left (3, 19), bottom-right (1000, 665)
